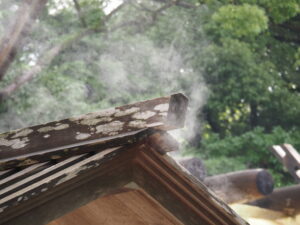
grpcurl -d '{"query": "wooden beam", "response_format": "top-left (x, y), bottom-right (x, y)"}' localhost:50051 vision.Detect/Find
top-left (0, 135), bottom-right (246, 225)
top-left (0, 93), bottom-right (188, 170)
top-left (146, 131), bottom-right (179, 154)
top-left (178, 157), bottom-right (206, 181)
top-left (0, 146), bottom-right (126, 223)
top-left (248, 184), bottom-right (300, 216)
top-left (133, 143), bottom-right (248, 225)
top-left (270, 144), bottom-right (300, 183)
top-left (0, 146), bottom-right (134, 225)
top-left (203, 169), bottom-right (274, 204)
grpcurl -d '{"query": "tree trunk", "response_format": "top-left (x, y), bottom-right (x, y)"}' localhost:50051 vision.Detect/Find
top-left (0, 0), bottom-right (48, 81)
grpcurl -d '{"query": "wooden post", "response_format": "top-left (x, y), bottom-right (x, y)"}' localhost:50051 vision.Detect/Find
top-left (248, 184), bottom-right (300, 216)
top-left (270, 144), bottom-right (300, 183)
top-left (203, 169), bottom-right (274, 204)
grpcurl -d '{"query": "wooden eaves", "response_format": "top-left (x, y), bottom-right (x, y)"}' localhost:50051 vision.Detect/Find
top-left (0, 93), bottom-right (247, 225)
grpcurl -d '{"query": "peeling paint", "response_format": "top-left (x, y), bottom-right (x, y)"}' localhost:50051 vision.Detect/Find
top-left (0, 137), bottom-right (29, 149)
top-left (43, 134), bottom-right (50, 138)
top-left (80, 117), bottom-right (113, 126)
top-left (115, 107), bottom-right (140, 117)
top-left (128, 120), bottom-right (147, 129)
top-left (154, 103), bottom-right (169, 112)
top-left (17, 159), bottom-right (38, 167)
top-left (96, 121), bottom-right (124, 135)
top-left (55, 168), bottom-right (81, 186)
top-left (75, 133), bottom-right (91, 140)
top-left (37, 124), bottom-right (69, 133)
top-left (11, 128), bottom-right (33, 138)
top-left (132, 111), bottom-right (156, 120)
top-left (147, 122), bottom-right (163, 127)
top-left (69, 108), bottom-right (116, 122)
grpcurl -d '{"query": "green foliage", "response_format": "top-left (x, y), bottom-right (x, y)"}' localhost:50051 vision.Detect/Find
top-left (210, 4), bottom-right (268, 39)
top-left (188, 127), bottom-right (300, 186)
top-left (257, 0), bottom-right (300, 23)
top-left (80, 0), bottom-right (105, 28)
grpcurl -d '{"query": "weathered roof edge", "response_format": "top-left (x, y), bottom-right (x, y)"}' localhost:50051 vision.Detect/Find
top-left (0, 93), bottom-right (188, 170)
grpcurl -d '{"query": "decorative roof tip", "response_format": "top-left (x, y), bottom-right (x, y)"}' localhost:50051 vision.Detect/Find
top-left (0, 93), bottom-right (188, 170)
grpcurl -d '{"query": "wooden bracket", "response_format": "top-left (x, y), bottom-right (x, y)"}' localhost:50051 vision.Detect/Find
top-left (270, 144), bottom-right (300, 183)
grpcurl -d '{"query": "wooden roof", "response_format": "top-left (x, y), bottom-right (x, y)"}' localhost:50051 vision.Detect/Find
top-left (0, 94), bottom-right (247, 225)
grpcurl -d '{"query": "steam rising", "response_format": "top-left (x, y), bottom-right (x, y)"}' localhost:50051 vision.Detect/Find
top-left (0, 1), bottom-right (209, 148)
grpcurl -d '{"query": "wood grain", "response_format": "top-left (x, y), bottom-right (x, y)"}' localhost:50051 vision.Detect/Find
top-left (48, 190), bottom-right (182, 225)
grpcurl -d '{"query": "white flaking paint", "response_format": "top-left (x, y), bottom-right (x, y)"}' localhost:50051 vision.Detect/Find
top-left (69, 108), bottom-right (116, 122)
top-left (11, 128), bottom-right (33, 138)
top-left (79, 117), bottom-right (112, 126)
top-left (43, 134), bottom-right (50, 138)
top-left (108, 131), bottom-right (119, 136)
top-left (128, 120), bottom-right (147, 129)
top-left (75, 133), bottom-right (91, 140)
top-left (115, 107), bottom-right (140, 117)
top-left (96, 121), bottom-right (124, 135)
top-left (154, 103), bottom-right (169, 112)
top-left (132, 111), bottom-right (156, 120)
top-left (0, 137), bottom-right (29, 149)
top-left (55, 148), bottom-right (116, 186)
top-left (55, 169), bottom-right (81, 186)
top-left (37, 124), bottom-right (69, 133)
top-left (147, 122), bottom-right (163, 127)
top-left (0, 148), bottom-right (118, 209)
top-left (11, 138), bottom-right (29, 149)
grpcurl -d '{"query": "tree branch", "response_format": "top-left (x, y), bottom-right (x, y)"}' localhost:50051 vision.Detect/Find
top-left (0, 28), bottom-right (95, 100)
top-left (0, 0), bottom-right (48, 81)
top-left (152, 0), bottom-right (198, 9)
top-left (72, 0), bottom-right (87, 27)
top-left (0, 0), bottom-right (175, 101)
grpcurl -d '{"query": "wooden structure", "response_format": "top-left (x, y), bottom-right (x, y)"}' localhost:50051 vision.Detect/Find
top-left (270, 144), bottom-right (300, 183)
top-left (248, 184), bottom-right (300, 217)
top-left (204, 169), bottom-right (274, 204)
top-left (0, 94), bottom-right (247, 225)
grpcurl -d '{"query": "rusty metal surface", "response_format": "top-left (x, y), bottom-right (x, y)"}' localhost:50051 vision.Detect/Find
top-left (0, 93), bottom-right (188, 170)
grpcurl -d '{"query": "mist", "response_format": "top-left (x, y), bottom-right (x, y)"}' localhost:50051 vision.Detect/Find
top-left (0, 1), bottom-right (209, 150)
